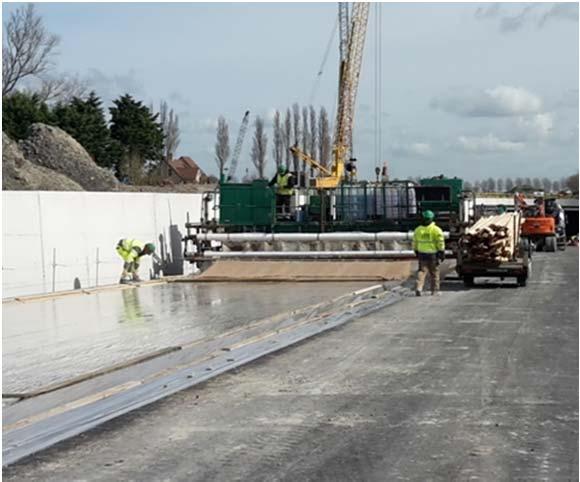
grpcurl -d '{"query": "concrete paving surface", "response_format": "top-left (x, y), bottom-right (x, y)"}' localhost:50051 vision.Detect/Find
top-left (3, 282), bottom-right (369, 394)
top-left (3, 250), bottom-right (578, 481)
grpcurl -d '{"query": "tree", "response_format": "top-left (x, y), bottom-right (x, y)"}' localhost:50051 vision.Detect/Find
top-left (159, 100), bottom-right (180, 177)
top-left (52, 91), bottom-right (122, 171)
top-left (301, 105), bottom-right (309, 181)
top-left (318, 106), bottom-right (331, 168)
top-left (464, 181), bottom-right (473, 190)
top-left (284, 108), bottom-right (291, 169)
top-left (541, 177), bottom-right (552, 193)
top-left (309, 106), bottom-right (317, 156)
top-left (505, 178), bottom-right (514, 192)
top-left (2, 90), bottom-right (52, 139)
top-left (2, 4), bottom-right (60, 96)
top-left (292, 103), bottom-right (301, 173)
top-left (565, 173), bottom-right (579, 192)
top-left (496, 178), bottom-right (504, 192)
top-left (251, 116), bottom-right (268, 179)
top-left (214, 116), bottom-right (230, 179)
top-left (272, 110), bottom-right (283, 168)
top-left (109, 94), bottom-right (164, 183)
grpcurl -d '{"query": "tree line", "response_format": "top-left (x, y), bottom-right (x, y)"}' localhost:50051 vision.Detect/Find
top-left (215, 103), bottom-right (332, 183)
top-left (463, 176), bottom-right (579, 194)
top-left (2, 4), bottom-right (181, 185)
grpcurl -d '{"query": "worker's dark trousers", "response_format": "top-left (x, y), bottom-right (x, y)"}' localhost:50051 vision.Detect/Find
top-left (416, 255), bottom-right (440, 293)
top-left (276, 194), bottom-right (291, 215)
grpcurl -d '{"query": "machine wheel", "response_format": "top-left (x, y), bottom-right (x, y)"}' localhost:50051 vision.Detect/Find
top-left (463, 275), bottom-right (474, 287)
top-left (517, 275), bottom-right (527, 287)
top-left (545, 236), bottom-right (557, 252)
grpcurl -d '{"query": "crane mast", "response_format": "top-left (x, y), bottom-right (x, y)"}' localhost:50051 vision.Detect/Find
top-left (291, 2), bottom-right (369, 189)
top-left (227, 110), bottom-right (250, 181)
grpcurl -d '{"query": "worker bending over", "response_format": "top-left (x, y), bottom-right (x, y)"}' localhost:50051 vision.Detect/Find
top-left (413, 210), bottom-right (445, 297)
top-left (269, 165), bottom-right (294, 218)
top-left (116, 239), bottom-right (156, 284)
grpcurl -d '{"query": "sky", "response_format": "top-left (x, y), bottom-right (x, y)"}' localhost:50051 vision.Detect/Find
top-left (3, 2), bottom-right (579, 181)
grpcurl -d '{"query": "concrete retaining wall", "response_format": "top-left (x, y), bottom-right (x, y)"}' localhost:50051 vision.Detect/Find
top-left (2, 191), bottom-right (205, 298)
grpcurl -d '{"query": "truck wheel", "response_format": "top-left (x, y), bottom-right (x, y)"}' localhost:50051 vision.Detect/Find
top-left (545, 236), bottom-right (557, 252)
top-left (463, 275), bottom-right (474, 287)
top-left (517, 275), bottom-right (527, 287)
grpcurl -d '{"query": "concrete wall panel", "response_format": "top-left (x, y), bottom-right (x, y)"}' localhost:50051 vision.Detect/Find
top-left (2, 191), bottom-right (204, 298)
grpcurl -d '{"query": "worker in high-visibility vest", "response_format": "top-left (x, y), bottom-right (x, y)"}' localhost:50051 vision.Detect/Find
top-left (269, 165), bottom-right (294, 217)
top-left (116, 239), bottom-right (156, 284)
top-left (413, 210), bottom-right (445, 296)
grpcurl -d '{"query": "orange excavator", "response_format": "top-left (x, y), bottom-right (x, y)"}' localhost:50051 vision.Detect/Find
top-left (517, 194), bottom-right (566, 252)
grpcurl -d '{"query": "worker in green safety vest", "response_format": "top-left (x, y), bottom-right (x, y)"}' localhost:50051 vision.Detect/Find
top-left (269, 165), bottom-right (295, 218)
top-left (116, 239), bottom-right (156, 284)
top-left (413, 210), bottom-right (445, 297)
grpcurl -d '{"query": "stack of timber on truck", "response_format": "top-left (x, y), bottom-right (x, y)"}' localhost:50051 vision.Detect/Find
top-left (456, 212), bottom-right (531, 287)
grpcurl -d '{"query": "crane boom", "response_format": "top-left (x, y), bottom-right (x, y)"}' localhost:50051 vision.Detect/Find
top-left (227, 110), bottom-right (250, 181)
top-left (335, 2), bottom-right (370, 159)
top-left (292, 2), bottom-right (369, 189)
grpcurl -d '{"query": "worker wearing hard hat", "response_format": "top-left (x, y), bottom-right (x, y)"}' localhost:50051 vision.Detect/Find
top-left (413, 210), bottom-right (445, 296)
top-left (269, 165), bottom-right (295, 218)
top-left (116, 239), bottom-right (156, 284)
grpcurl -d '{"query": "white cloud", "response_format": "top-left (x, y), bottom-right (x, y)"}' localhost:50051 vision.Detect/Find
top-left (410, 142), bottom-right (432, 156)
top-left (457, 134), bottom-right (525, 153)
top-left (392, 141), bottom-right (432, 157)
top-left (516, 112), bottom-right (554, 139)
top-left (432, 86), bottom-right (543, 117)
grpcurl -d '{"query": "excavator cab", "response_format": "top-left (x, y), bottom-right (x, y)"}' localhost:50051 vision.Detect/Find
top-left (521, 197), bottom-right (564, 252)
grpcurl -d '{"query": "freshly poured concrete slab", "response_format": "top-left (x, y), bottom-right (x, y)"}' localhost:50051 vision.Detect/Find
top-left (3, 282), bottom-right (370, 394)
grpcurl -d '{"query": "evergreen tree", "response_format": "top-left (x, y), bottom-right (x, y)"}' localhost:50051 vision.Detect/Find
top-left (109, 94), bottom-right (164, 183)
top-left (52, 92), bottom-right (122, 171)
top-left (2, 91), bottom-right (53, 140)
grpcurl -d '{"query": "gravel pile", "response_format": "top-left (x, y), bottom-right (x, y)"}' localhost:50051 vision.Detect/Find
top-left (2, 133), bottom-right (83, 191)
top-left (19, 124), bottom-right (119, 191)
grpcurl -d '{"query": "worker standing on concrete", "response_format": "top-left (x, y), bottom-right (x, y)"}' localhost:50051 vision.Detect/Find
top-left (413, 210), bottom-right (445, 297)
top-left (116, 239), bottom-right (156, 284)
top-left (269, 165), bottom-right (294, 218)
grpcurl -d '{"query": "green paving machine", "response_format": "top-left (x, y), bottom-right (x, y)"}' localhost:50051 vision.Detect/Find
top-left (183, 3), bottom-right (474, 265)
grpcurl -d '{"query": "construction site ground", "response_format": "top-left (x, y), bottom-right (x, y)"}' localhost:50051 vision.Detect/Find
top-left (3, 250), bottom-right (578, 480)
top-left (3, 282), bottom-right (371, 395)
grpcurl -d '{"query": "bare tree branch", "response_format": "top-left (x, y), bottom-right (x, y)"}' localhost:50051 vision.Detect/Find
top-left (272, 110), bottom-right (283, 168)
top-left (251, 116), bottom-right (268, 179)
top-left (34, 73), bottom-right (89, 103)
top-left (284, 108), bottom-right (292, 169)
top-left (215, 116), bottom-right (230, 177)
top-left (292, 103), bottom-right (301, 173)
top-left (309, 105), bottom-right (317, 178)
top-left (318, 106), bottom-right (331, 168)
top-left (2, 4), bottom-right (60, 96)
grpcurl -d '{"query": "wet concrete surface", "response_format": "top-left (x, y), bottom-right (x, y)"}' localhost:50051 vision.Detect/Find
top-left (2, 282), bottom-right (370, 394)
top-left (3, 250), bottom-right (578, 480)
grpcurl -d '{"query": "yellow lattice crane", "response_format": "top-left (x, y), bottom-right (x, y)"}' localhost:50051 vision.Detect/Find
top-left (291, 2), bottom-right (370, 189)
